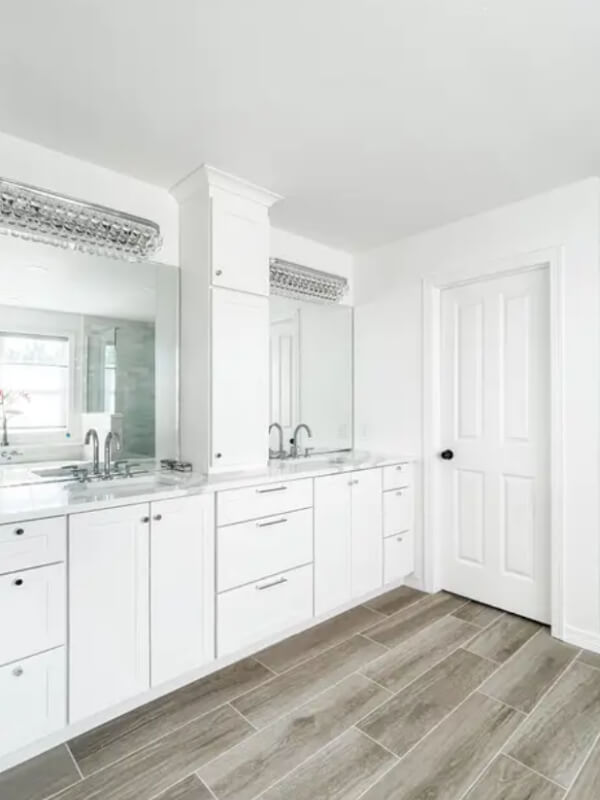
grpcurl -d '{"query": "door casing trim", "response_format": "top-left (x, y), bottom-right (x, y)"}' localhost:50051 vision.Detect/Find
top-left (422, 246), bottom-right (565, 639)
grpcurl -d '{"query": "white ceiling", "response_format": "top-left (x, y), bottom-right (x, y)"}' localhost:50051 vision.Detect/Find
top-left (1, 0), bottom-right (600, 251)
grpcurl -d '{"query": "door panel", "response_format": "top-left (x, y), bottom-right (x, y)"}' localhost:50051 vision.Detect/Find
top-left (314, 473), bottom-right (351, 615)
top-left (441, 268), bottom-right (550, 623)
top-left (351, 468), bottom-right (383, 598)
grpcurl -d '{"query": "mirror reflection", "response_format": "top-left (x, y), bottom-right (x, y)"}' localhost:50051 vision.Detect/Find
top-left (269, 295), bottom-right (353, 456)
top-left (0, 235), bottom-right (178, 469)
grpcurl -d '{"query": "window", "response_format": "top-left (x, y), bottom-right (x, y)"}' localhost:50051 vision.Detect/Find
top-left (0, 332), bottom-right (70, 432)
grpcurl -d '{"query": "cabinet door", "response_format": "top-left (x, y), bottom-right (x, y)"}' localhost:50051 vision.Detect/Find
top-left (211, 288), bottom-right (269, 470)
top-left (0, 563), bottom-right (65, 666)
top-left (384, 532), bottom-right (415, 584)
top-left (351, 469), bottom-right (383, 598)
top-left (0, 647), bottom-right (66, 758)
top-left (69, 504), bottom-right (150, 723)
top-left (150, 495), bottom-right (215, 686)
top-left (211, 190), bottom-right (269, 295)
top-left (314, 474), bottom-right (352, 615)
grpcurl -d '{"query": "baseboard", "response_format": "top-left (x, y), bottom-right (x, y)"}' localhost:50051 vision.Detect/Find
top-left (563, 624), bottom-right (600, 653)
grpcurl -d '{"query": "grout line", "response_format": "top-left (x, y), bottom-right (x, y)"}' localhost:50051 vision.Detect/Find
top-left (460, 648), bottom-right (502, 667)
top-left (575, 652), bottom-right (600, 672)
top-left (353, 725), bottom-right (401, 761)
top-left (360, 632), bottom-right (391, 650)
top-left (358, 673), bottom-right (394, 696)
top-left (363, 593), bottom-right (428, 619)
top-left (564, 727), bottom-right (600, 795)
top-left (476, 689), bottom-right (528, 716)
top-left (64, 742), bottom-right (85, 781)
top-left (502, 752), bottom-right (568, 792)
top-left (227, 701), bottom-right (258, 731)
top-left (360, 604), bottom-right (388, 619)
top-left (251, 656), bottom-right (280, 676)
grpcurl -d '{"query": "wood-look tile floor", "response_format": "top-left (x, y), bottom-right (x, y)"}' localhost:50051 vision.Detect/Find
top-left (3, 587), bottom-right (600, 800)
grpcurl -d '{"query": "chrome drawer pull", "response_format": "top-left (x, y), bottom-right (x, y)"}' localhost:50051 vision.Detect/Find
top-left (256, 486), bottom-right (287, 494)
top-left (256, 576), bottom-right (288, 591)
top-left (256, 518), bottom-right (288, 528)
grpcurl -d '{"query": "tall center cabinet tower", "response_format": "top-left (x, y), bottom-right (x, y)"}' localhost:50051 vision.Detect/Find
top-left (172, 166), bottom-right (281, 474)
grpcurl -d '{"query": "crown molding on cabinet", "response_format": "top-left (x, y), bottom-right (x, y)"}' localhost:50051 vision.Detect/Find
top-left (170, 164), bottom-right (282, 207)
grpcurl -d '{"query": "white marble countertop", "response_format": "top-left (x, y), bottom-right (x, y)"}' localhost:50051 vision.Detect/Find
top-left (0, 452), bottom-right (416, 525)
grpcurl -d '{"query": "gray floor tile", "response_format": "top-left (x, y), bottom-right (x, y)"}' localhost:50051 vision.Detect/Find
top-left (361, 615), bottom-right (480, 693)
top-left (363, 586), bottom-right (428, 617)
top-left (69, 658), bottom-right (271, 776)
top-left (466, 614), bottom-right (541, 663)
top-left (566, 737), bottom-right (600, 799)
top-left (453, 601), bottom-right (504, 628)
top-left (482, 630), bottom-right (578, 712)
top-left (261, 728), bottom-right (396, 800)
top-left (198, 673), bottom-right (390, 800)
top-left (577, 648), bottom-right (600, 670)
top-left (255, 605), bottom-right (383, 673)
top-left (54, 705), bottom-right (253, 800)
top-left (358, 648), bottom-right (496, 755)
top-left (0, 746), bottom-right (81, 800)
top-left (464, 755), bottom-right (565, 799)
top-left (232, 634), bottom-right (386, 728)
top-left (361, 692), bottom-right (524, 800)
top-left (362, 592), bottom-right (468, 649)
top-left (507, 661), bottom-right (600, 787)
top-left (155, 775), bottom-right (214, 800)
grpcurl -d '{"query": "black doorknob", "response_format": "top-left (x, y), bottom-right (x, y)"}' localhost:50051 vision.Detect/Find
top-left (440, 449), bottom-right (454, 460)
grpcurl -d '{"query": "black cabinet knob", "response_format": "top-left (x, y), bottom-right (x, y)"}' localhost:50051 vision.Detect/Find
top-left (141, 516), bottom-right (150, 523)
top-left (153, 514), bottom-right (162, 521)
top-left (13, 578), bottom-right (23, 587)
top-left (14, 527), bottom-right (24, 536)
top-left (215, 453), bottom-right (222, 459)
top-left (440, 449), bottom-right (454, 460)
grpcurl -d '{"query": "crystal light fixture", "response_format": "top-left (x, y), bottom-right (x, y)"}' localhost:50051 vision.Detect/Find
top-left (269, 258), bottom-right (348, 304)
top-left (0, 177), bottom-right (162, 261)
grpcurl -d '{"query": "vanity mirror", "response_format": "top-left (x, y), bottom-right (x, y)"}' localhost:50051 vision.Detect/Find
top-left (0, 235), bottom-right (178, 466)
top-left (269, 295), bottom-right (353, 455)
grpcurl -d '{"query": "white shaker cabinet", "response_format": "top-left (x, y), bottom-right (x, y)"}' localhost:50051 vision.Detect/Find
top-left (211, 189), bottom-right (270, 296)
top-left (69, 504), bottom-right (150, 723)
top-left (211, 288), bottom-right (269, 470)
top-left (314, 468), bottom-right (383, 615)
top-left (150, 494), bottom-right (215, 686)
top-left (351, 469), bottom-right (383, 598)
top-left (314, 473), bottom-right (352, 615)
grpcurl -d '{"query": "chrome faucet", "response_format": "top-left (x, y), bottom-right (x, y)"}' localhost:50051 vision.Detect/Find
top-left (290, 423), bottom-right (313, 458)
top-left (84, 428), bottom-right (100, 475)
top-left (269, 422), bottom-right (285, 459)
top-left (103, 431), bottom-right (121, 478)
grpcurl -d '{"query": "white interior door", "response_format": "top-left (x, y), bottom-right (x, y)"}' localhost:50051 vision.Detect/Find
top-left (440, 268), bottom-right (550, 623)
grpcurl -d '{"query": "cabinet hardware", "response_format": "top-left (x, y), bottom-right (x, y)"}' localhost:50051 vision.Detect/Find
top-left (12, 666), bottom-right (23, 677)
top-left (396, 536), bottom-right (404, 542)
top-left (215, 452), bottom-right (222, 459)
top-left (153, 514), bottom-right (163, 521)
top-left (215, 269), bottom-right (223, 276)
top-left (141, 516), bottom-right (150, 523)
top-left (256, 486), bottom-right (287, 494)
top-left (256, 518), bottom-right (287, 528)
top-left (348, 479), bottom-right (359, 485)
top-left (395, 465), bottom-right (404, 471)
top-left (13, 578), bottom-right (23, 587)
top-left (396, 490), bottom-right (403, 496)
top-left (256, 576), bottom-right (288, 591)
top-left (14, 527), bottom-right (24, 536)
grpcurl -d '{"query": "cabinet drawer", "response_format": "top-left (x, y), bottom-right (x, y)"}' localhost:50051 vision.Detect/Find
top-left (0, 516), bottom-right (66, 575)
top-left (218, 508), bottom-right (313, 592)
top-left (217, 479), bottom-right (313, 526)
top-left (384, 532), bottom-right (415, 584)
top-left (0, 647), bottom-right (66, 758)
top-left (383, 486), bottom-right (414, 536)
top-left (383, 463), bottom-right (413, 491)
top-left (0, 563), bottom-right (66, 666)
top-left (218, 564), bottom-right (313, 657)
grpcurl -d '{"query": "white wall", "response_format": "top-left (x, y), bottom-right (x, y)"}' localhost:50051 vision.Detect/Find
top-left (0, 131), bottom-right (178, 265)
top-left (270, 227), bottom-right (354, 305)
top-left (354, 177), bottom-right (600, 648)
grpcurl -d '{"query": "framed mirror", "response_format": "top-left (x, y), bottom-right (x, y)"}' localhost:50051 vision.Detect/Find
top-left (0, 235), bottom-right (178, 465)
top-left (269, 295), bottom-right (353, 455)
